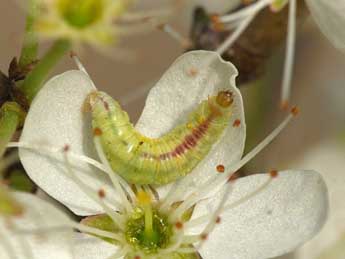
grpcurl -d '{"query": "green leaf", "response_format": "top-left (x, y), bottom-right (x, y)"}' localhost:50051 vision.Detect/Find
top-left (7, 169), bottom-right (36, 192)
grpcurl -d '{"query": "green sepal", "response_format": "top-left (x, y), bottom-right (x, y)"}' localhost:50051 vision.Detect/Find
top-left (7, 169), bottom-right (36, 193)
top-left (81, 214), bottom-right (120, 245)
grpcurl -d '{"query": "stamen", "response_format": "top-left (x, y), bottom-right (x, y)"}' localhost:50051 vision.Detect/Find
top-left (216, 12), bottom-right (256, 56)
top-left (196, 184), bottom-right (233, 249)
top-left (94, 137), bottom-right (134, 213)
top-left (70, 52), bottom-right (97, 89)
top-left (219, 0), bottom-right (272, 23)
top-left (16, 221), bottom-right (124, 242)
top-left (185, 172), bottom-right (277, 229)
top-left (62, 149), bottom-right (125, 229)
top-left (281, 0), bottom-right (297, 105)
top-left (9, 141), bottom-right (135, 211)
top-left (157, 23), bottom-right (191, 48)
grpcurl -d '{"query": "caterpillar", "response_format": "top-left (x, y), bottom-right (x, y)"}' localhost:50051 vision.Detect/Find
top-left (86, 90), bottom-right (234, 185)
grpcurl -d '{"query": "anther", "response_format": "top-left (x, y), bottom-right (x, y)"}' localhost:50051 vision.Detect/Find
top-left (233, 119), bottom-right (241, 127)
top-left (216, 164), bottom-right (225, 173)
top-left (216, 216), bottom-right (221, 224)
top-left (134, 256), bottom-right (141, 259)
top-left (63, 144), bottom-right (70, 152)
top-left (175, 221), bottom-right (183, 229)
top-left (69, 51), bottom-right (77, 58)
top-left (270, 170), bottom-right (279, 178)
top-left (210, 14), bottom-right (225, 31)
top-left (98, 189), bottom-right (106, 198)
top-left (290, 106), bottom-right (299, 116)
top-left (200, 233), bottom-right (208, 241)
top-left (93, 128), bottom-right (103, 136)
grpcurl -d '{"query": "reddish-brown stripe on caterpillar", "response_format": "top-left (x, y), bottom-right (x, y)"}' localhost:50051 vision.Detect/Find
top-left (87, 90), bottom-right (233, 185)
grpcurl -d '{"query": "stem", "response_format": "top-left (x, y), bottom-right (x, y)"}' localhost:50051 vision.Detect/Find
top-left (0, 103), bottom-right (25, 158)
top-left (21, 39), bottom-right (71, 102)
top-left (19, 0), bottom-right (39, 67)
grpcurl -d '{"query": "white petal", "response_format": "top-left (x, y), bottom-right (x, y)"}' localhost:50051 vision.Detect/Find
top-left (189, 170), bottom-right (328, 259)
top-left (19, 70), bottom-right (120, 215)
top-left (0, 191), bottom-right (73, 259)
top-left (136, 50), bottom-right (245, 197)
top-left (73, 233), bottom-right (121, 259)
top-left (290, 141), bottom-right (345, 259)
top-left (306, 0), bottom-right (345, 52)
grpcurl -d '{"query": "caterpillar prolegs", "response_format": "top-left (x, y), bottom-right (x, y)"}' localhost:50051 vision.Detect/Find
top-left (86, 90), bottom-right (234, 185)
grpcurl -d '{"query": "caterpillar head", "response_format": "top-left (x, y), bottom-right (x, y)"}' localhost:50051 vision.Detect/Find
top-left (216, 90), bottom-right (233, 108)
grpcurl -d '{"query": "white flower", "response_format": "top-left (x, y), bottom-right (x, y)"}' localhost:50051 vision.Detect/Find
top-left (0, 191), bottom-right (74, 259)
top-left (13, 51), bottom-right (328, 259)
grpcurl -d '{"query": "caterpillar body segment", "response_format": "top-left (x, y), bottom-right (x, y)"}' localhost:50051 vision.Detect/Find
top-left (87, 90), bottom-right (234, 185)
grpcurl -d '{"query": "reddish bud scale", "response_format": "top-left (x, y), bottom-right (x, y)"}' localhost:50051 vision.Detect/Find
top-left (134, 256), bottom-right (141, 259)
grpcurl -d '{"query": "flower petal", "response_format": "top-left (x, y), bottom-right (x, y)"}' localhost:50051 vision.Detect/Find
top-left (0, 191), bottom-right (73, 259)
top-left (135, 50), bottom-right (245, 196)
top-left (189, 170), bottom-right (328, 259)
top-left (306, 0), bottom-right (345, 52)
top-left (73, 233), bottom-right (120, 259)
top-left (19, 70), bottom-right (120, 215)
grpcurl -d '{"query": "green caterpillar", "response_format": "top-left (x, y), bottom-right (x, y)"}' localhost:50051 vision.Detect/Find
top-left (86, 90), bottom-right (234, 185)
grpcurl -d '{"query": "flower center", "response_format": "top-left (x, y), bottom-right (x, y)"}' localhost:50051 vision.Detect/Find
top-left (125, 204), bottom-right (172, 254)
top-left (57, 0), bottom-right (104, 28)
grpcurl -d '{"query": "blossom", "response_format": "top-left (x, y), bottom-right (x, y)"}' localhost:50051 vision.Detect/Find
top-left (14, 51), bottom-right (328, 258)
top-left (0, 191), bottom-right (74, 259)
top-left (31, 0), bottom-right (174, 49)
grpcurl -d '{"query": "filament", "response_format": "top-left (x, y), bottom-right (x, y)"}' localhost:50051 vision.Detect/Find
top-left (219, 0), bottom-right (273, 23)
top-left (157, 23), bottom-right (191, 48)
top-left (7, 141), bottom-right (130, 209)
top-left (94, 137), bottom-right (134, 213)
top-left (216, 13), bottom-right (256, 56)
top-left (281, 0), bottom-right (297, 105)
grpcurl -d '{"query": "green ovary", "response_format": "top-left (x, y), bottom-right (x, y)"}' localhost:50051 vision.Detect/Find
top-left (125, 207), bottom-right (173, 254)
top-left (57, 0), bottom-right (104, 28)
